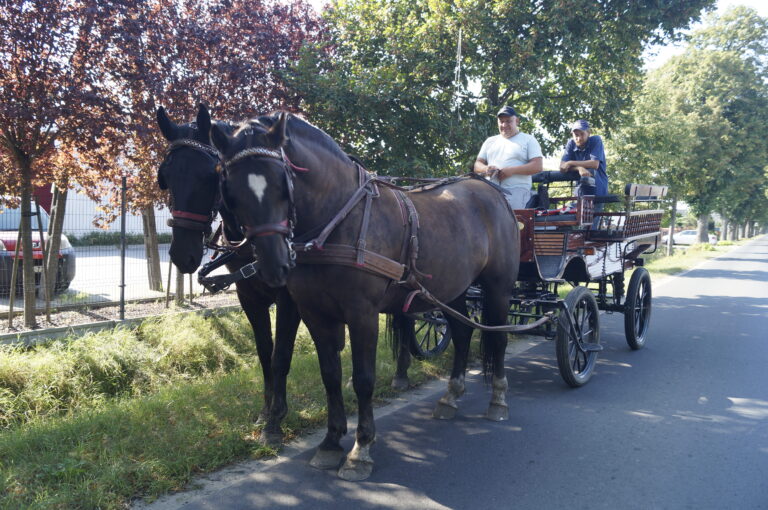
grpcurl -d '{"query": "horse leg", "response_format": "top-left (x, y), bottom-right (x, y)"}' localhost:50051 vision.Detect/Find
top-left (433, 297), bottom-right (473, 420)
top-left (338, 312), bottom-right (379, 481)
top-left (391, 313), bottom-right (412, 391)
top-left (236, 287), bottom-right (274, 426)
top-left (261, 289), bottom-right (301, 448)
top-left (302, 315), bottom-right (347, 470)
top-left (482, 287), bottom-right (511, 422)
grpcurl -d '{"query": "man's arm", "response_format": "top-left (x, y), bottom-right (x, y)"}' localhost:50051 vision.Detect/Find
top-left (497, 157), bottom-right (543, 180)
top-left (561, 159), bottom-right (599, 170)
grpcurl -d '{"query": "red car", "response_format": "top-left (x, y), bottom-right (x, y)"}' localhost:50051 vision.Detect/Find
top-left (0, 205), bottom-right (76, 296)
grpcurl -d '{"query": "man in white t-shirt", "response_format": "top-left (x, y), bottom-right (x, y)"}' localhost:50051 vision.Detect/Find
top-left (474, 105), bottom-right (543, 209)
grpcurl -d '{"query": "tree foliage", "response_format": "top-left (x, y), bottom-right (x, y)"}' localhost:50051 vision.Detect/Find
top-left (289, 0), bottom-right (715, 176)
top-left (92, 0), bottom-right (322, 221)
top-left (609, 7), bottom-right (768, 234)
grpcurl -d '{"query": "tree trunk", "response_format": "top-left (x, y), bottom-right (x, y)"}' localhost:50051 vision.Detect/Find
top-left (667, 197), bottom-right (677, 256)
top-left (720, 218), bottom-right (728, 244)
top-left (141, 206), bottom-right (163, 291)
top-left (696, 213), bottom-right (709, 244)
top-left (19, 167), bottom-right (37, 328)
top-left (45, 185), bottom-right (68, 297)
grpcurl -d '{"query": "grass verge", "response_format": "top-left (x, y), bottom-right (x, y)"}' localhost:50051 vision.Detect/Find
top-left (0, 313), bottom-right (451, 509)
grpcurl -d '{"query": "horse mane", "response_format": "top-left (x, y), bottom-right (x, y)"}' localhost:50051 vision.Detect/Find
top-left (234, 112), bottom-right (353, 166)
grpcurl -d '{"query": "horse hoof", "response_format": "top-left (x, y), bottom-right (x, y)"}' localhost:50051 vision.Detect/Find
top-left (338, 458), bottom-right (374, 481)
top-left (391, 377), bottom-right (409, 391)
top-left (309, 448), bottom-right (345, 470)
top-left (432, 402), bottom-right (457, 420)
top-left (259, 431), bottom-right (283, 448)
top-left (485, 404), bottom-right (509, 422)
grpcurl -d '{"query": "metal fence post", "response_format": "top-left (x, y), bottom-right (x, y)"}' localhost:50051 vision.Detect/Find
top-left (119, 176), bottom-right (127, 321)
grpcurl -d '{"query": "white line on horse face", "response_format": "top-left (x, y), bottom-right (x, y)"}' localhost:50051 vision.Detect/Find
top-left (248, 174), bottom-right (268, 203)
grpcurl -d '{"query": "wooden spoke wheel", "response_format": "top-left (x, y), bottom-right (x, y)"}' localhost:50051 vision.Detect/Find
top-left (624, 267), bottom-right (652, 350)
top-left (556, 286), bottom-right (601, 387)
top-left (409, 310), bottom-right (451, 360)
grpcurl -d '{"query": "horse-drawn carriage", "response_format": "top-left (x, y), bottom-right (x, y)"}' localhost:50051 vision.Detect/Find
top-left (157, 105), bottom-right (668, 481)
top-left (410, 170), bottom-right (667, 387)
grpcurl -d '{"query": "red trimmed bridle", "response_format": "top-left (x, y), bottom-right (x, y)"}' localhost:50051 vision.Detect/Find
top-left (221, 146), bottom-right (309, 263)
top-left (161, 138), bottom-right (222, 236)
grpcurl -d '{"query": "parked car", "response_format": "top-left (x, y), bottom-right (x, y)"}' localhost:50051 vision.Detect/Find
top-left (0, 204), bottom-right (76, 296)
top-left (661, 229), bottom-right (698, 245)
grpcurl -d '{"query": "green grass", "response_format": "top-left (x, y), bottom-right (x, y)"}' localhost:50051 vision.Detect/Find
top-left (0, 312), bottom-right (452, 509)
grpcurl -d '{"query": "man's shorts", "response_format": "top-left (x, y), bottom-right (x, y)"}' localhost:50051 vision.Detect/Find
top-left (502, 187), bottom-right (533, 209)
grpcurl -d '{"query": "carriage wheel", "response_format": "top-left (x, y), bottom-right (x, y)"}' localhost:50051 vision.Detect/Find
top-left (624, 267), bottom-right (652, 350)
top-left (409, 310), bottom-right (452, 360)
top-left (556, 286), bottom-right (601, 388)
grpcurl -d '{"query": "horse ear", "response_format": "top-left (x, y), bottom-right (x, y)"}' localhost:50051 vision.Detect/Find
top-left (157, 106), bottom-right (178, 141)
top-left (196, 104), bottom-right (212, 140)
top-left (211, 122), bottom-right (232, 153)
top-left (266, 112), bottom-right (288, 148)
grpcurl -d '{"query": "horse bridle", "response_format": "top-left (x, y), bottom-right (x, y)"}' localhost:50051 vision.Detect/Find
top-left (221, 146), bottom-right (305, 264)
top-left (161, 139), bottom-right (222, 236)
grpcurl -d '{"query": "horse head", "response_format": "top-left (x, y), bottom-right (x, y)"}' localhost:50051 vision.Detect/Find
top-left (156, 104), bottom-right (221, 273)
top-left (211, 112), bottom-right (296, 287)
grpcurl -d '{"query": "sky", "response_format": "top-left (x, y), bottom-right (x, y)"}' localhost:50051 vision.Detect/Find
top-left (643, 0), bottom-right (768, 69)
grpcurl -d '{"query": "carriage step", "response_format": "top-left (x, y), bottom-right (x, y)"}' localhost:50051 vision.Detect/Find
top-left (581, 343), bottom-right (603, 352)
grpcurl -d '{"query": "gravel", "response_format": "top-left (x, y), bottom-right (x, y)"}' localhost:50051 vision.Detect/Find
top-left (0, 292), bottom-right (242, 335)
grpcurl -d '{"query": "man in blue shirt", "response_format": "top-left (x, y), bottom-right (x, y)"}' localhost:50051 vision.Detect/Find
top-left (559, 119), bottom-right (608, 198)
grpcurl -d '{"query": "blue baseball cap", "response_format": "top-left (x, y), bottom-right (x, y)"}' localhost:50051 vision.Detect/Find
top-left (497, 105), bottom-right (518, 117)
top-left (570, 119), bottom-right (590, 132)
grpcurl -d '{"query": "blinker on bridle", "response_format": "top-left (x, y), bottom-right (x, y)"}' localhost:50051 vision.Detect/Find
top-left (162, 138), bottom-right (222, 235)
top-left (221, 145), bottom-right (308, 260)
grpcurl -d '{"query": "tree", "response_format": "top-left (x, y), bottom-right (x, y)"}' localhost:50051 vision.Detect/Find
top-left (88, 0), bottom-right (321, 291)
top-left (610, 7), bottom-right (768, 244)
top-left (289, 0), bottom-right (715, 176)
top-left (0, 0), bottom-right (122, 326)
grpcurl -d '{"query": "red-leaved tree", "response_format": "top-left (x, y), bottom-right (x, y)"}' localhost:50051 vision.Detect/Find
top-left (96, 0), bottom-right (322, 289)
top-left (0, 0), bottom-right (123, 326)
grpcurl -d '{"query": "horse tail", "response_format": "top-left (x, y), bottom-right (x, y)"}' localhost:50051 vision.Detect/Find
top-left (385, 313), bottom-right (402, 359)
top-left (385, 313), bottom-right (416, 361)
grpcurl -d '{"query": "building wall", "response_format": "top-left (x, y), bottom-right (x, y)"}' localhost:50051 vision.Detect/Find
top-left (62, 188), bottom-right (172, 236)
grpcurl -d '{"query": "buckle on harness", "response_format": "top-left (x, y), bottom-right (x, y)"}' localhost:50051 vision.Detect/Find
top-left (239, 263), bottom-right (258, 279)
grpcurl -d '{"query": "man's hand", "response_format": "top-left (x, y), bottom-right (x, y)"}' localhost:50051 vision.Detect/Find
top-left (575, 166), bottom-right (592, 177)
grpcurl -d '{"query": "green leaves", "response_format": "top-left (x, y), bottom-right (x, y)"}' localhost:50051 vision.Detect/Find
top-left (289, 0), bottom-right (714, 176)
top-left (609, 7), bottom-right (768, 225)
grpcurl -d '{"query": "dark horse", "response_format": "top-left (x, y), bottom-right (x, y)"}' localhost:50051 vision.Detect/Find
top-left (211, 112), bottom-right (520, 481)
top-left (155, 105), bottom-right (417, 447)
top-left (156, 104), bottom-right (301, 446)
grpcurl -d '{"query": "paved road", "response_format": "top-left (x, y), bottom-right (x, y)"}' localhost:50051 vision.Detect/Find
top-left (139, 236), bottom-right (768, 510)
